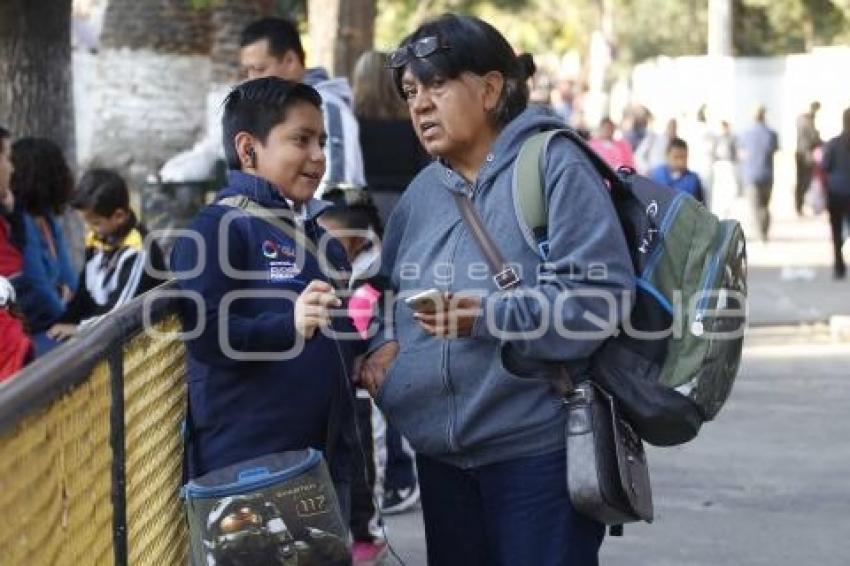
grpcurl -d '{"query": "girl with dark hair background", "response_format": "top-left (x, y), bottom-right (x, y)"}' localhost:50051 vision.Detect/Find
top-left (10, 137), bottom-right (78, 356)
top-left (359, 13), bottom-right (634, 565)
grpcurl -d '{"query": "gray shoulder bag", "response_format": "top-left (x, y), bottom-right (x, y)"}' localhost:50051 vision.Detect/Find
top-left (451, 190), bottom-right (653, 534)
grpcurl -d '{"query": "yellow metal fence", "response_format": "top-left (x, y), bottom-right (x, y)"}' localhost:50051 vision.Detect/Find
top-left (0, 289), bottom-right (188, 566)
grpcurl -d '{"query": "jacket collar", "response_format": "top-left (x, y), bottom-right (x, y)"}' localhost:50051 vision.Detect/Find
top-left (220, 170), bottom-right (332, 221)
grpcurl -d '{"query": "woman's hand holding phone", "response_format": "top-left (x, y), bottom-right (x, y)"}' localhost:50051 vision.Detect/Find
top-left (408, 290), bottom-right (482, 338)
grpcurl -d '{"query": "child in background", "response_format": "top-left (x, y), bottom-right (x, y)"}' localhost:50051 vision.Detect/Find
top-left (319, 187), bottom-right (388, 566)
top-left (650, 137), bottom-right (706, 203)
top-left (47, 169), bottom-right (166, 341)
top-left (0, 126), bottom-right (25, 280)
top-left (0, 276), bottom-right (33, 381)
top-left (10, 137), bottom-right (78, 356)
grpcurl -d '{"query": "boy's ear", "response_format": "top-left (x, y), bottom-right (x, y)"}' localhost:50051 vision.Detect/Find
top-left (234, 132), bottom-right (259, 171)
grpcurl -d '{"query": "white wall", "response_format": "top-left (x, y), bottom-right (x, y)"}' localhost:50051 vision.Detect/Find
top-left (628, 46), bottom-right (850, 146)
top-left (74, 48), bottom-right (211, 182)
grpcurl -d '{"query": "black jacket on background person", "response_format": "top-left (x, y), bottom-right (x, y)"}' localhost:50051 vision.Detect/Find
top-left (358, 118), bottom-right (431, 223)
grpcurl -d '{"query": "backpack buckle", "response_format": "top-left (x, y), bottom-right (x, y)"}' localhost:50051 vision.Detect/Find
top-left (493, 266), bottom-right (521, 290)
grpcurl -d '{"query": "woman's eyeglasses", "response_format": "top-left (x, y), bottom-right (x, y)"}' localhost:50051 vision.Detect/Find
top-left (387, 36), bottom-right (450, 69)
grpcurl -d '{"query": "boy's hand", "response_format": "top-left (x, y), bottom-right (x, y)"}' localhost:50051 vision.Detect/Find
top-left (359, 341), bottom-right (399, 397)
top-left (47, 323), bottom-right (78, 341)
top-left (295, 280), bottom-right (341, 340)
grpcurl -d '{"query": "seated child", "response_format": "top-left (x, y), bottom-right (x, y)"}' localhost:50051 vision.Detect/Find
top-left (0, 276), bottom-right (33, 381)
top-left (0, 125), bottom-right (25, 281)
top-left (47, 169), bottom-right (166, 340)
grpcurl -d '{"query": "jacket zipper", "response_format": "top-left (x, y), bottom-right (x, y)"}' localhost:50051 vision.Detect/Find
top-left (443, 222), bottom-right (465, 453)
top-left (443, 181), bottom-right (478, 453)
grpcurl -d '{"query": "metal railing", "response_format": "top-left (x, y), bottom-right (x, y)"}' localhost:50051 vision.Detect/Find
top-left (0, 282), bottom-right (188, 565)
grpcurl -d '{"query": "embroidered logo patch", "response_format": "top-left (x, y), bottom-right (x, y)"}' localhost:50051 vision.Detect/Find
top-left (262, 240), bottom-right (278, 259)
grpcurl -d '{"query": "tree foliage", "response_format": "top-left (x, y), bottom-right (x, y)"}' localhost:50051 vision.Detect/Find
top-left (374, 0), bottom-right (593, 53)
top-left (375, 0), bottom-right (849, 67)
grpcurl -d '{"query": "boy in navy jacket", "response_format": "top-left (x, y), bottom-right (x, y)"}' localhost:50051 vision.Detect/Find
top-left (170, 78), bottom-right (360, 497)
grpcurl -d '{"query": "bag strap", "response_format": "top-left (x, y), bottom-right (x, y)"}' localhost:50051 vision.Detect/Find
top-left (514, 128), bottom-right (630, 258)
top-left (217, 194), bottom-right (345, 464)
top-left (451, 191), bottom-right (521, 291)
top-left (450, 189), bottom-right (574, 392)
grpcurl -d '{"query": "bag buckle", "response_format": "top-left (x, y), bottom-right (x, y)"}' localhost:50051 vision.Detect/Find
top-left (493, 266), bottom-right (521, 290)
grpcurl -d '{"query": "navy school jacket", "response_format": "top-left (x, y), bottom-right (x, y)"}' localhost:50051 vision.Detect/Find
top-left (170, 171), bottom-right (363, 481)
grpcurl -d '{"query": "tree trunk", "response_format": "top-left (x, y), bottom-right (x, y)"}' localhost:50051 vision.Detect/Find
top-left (307, 0), bottom-right (375, 78)
top-left (0, 0), bottom-right (75, 163)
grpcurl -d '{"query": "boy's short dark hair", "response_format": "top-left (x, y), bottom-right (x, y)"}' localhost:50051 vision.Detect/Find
top-left (72, 169), bottom-right (130, 217)
top-left (240, 17), bottom-right (305, 66)
top-left (0, 125), bottom-right (9, 144)
top-left (221, 77), bottom-right (323, 170)
top-left (667, 137), bottom-right (689, 153)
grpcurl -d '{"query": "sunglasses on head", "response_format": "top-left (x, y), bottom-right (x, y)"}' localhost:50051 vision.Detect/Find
top-left (387, 36), bottom-right (450, 69)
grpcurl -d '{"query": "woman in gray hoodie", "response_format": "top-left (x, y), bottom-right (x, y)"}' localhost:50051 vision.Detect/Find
top-left (359, 14), bottom-right (634, 565)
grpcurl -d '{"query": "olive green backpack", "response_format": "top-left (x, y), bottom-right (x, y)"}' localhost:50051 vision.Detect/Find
top-left (514, 129), bottom-right (748, 446)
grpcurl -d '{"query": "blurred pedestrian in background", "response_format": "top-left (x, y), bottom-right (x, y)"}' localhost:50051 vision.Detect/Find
top-left (796, 101), bottom-right (822, 216)
top-left (822, 107), bottom-right (850, 279)
top-left (737, 105), bottom-right (778, 242)
top-left (351, 50), bottom-right (430, 225)
top-left (650, 137), bottom-right (705, 203)
top-left (588, 116), bottom-right (635, 170)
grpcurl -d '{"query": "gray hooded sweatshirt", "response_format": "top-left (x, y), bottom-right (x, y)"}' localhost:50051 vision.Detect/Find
top-left (372, 106), bottom-right (635, 469)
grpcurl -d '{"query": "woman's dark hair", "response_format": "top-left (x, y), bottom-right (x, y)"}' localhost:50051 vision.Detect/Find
top-left (391, 14), bottom-right (528, 128)
top-left (71, 168), bottom-right (130, 217)
top-left (321, 188), bottom-right (384, 239)
top-left (11, 137), bottom-right (74, 216)
top-left (517, 53), bottom-right (536, 81)
top-left (222, 77), bottom-right (323, 170)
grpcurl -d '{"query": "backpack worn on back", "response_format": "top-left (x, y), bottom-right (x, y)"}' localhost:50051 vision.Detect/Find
top-left (513, 129), bottom-right (748, 446)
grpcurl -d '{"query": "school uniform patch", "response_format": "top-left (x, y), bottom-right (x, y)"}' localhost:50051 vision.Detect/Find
top-left (269, 260), bottom-right (300, 282)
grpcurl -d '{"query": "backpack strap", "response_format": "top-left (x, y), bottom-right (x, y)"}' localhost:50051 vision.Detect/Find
top-left (217, 195), bottom-right (344, 290)
top-left (512, 128), bottom-right (629, 259)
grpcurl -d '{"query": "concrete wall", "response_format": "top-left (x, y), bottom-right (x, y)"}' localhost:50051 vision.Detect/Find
top-left (74, 48), bottom-right (210, 184)
top-left (628, 46), bottom-right (850, 146)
